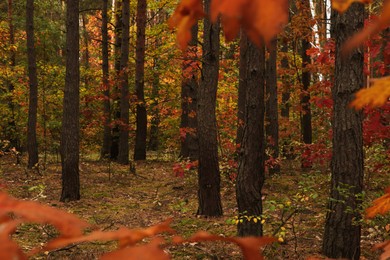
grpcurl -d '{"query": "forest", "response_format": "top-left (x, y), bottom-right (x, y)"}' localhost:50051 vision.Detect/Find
top-left (0, 0), bottom-right (389, 259)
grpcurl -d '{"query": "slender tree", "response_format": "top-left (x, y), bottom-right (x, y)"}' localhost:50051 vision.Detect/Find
top-left (322, 3), bottom-right (364, 259)
top-left (26, 0), bottom-right (39, 169)
top-left (101, 0), bottom-right (111, 159)
top-left (236, 30), bottom-right (248, 146)
top-left (179, 24), bottom-right (199, 160)
top-left (117, 0), bottom-right (130, 164)
top-left (60, 0), bottom-right (80, 202)
top-left (134, 0), bottom-right (147, 160)
top-left (236, 37), bottom-right (266, 236)
top-left (265, 38), bottom-right (279, 174)
top-left (197, 0), bottom-right (222, 216)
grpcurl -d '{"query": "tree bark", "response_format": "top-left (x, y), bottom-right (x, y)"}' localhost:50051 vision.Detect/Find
top-left (26, 0), bottom-right (39, 169)
top-left (60, 0), bottom-right (80, 202)
top-left (134, 0), bottom-right (147, 161)
top-left (117, 0), bottom-right (130, 164)
top-left (322, 3), bottom-right (364, 259)
top-left (179, 24), bottom-right (199, 161)
top-left (197, 0), bottom-right (222, 217)
top-left (236, 30), bottom-right (248, 146)
top-left (265, 38), bottom-right (279, 174)
top-left (101, 0), bottom-right (111, 159)
top-left (236, 39), bottom-right (266, 237)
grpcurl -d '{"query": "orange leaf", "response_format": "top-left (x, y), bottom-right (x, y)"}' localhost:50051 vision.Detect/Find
top-left (373, 239), bottom-right (390, 260)
top-left (168, 0), bottom-right (204, 50)
top-left (331, 0), bottom-right (372, 13)
top-left (35, 219), bottom-right (174, 254)
top-left (0, 191), bottom-right (89, 237)
top-left (366, 186), bottom-right (390, 219)
top-left (0, 218), bottom-right (27, 260)
top-left (342, 0), bottom-right (390, 53)
top-left (175, 231), bottom-right (276, 260)
top-left (100, 238), bottom-right (169, 260)
top-left (350, 77), bottom-right (390, 109)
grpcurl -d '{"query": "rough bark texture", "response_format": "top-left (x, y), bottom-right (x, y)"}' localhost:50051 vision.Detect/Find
top-left (110, 0), bottom-right (122, 160)
top-left (60, 0), bottom-right (80, 202)
top-left (134, 0), bottom-right (147, 161)
top-left (197, 0), bottom-right (222, 217)
top-left (236, 39), bottom-right (265, 237)
top-left (322, 4), bottom-right (364, 259)
top-left (26, 0), bottom-right (39, 169)
top-left (148, 58), bottom-right (160, 151)
top-left (101, 0), bottom-right (111, 159)
top-left (300, 0), bottom-right (313, 147)
top-left (117, 0), bottom-right (130, 164)
top-left (179, 25), bottom-right (199, 161)
top-left (236, 31), bottom-right (248, 146)
top-left (265, 38), bottom-right (279, 174)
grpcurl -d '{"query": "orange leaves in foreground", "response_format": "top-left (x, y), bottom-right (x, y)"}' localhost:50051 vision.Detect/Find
top-left (0, 191), bottom-right (276, 259)
top-left (169, 0), bottom-right (288, 50)
top-left (366, 186), bottom-right (390, 219)
top-left (168, 0), bottom-right (204, 50)
top-left (350, 77), bottom-right (390, 109)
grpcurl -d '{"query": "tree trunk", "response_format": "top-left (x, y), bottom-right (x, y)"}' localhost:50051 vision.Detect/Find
top-left (26, 0), bottom-right (39, 169)
top-left (148, 58), bottom-right (160, 151)
top-left (60, 0), bottom-right (80, 202)
top-left (117, 0), bottom-right (130, 164)
top-left (110, 0), bottom-right (122, 160)
top-left (197, 0), bottom-right (222, 217)
top-left (236, 30), bottom-right (248, 146)
top-left (322, 3), bottom-right (364, 259)
top-left (265, 38), bottom-right (279, 174)
top-left (236, 39), bottom-right (266, 237)
top-left (101, 0), bottom-right (111, 159)
top-left (179, 24), bottom-right (199, 161)
top-left (134, 0), bottom-right (147, 161)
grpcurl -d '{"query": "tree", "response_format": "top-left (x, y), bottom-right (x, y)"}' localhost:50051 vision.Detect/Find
top-left (179, 24), bottom-right (199, 160)
top-left (322, 3), bottom-right (365, 259)
top-left (196, 0), bottom-right (222, 216)
top-left (236, 36), bottom-right (266, 237)
top-left (117, 0), bottom-right (130, 164)
top-left (265, 38), bottom-right (279, 174)
top-left (100, 0), bottom-right (111, 159)
top-left (26, 0), bottom-right (39, 169)
top-left (134, 0), bottom-right (147, 161)
top-left (60, 0), bottom-right (80, 202)
top-left (236, 31), bottom-right (248, 146)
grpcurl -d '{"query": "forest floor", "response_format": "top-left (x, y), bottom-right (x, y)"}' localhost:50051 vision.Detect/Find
top-left (0, 152), bottom-right (389, 259)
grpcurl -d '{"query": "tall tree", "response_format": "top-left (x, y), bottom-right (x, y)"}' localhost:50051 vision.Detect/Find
top-left (300, 0), bottom-right (313, 163)
top-left (179, 24), bottom-right (199, 161)
top-left (101, 0), bottom-right (111, 159)
top-left (236, 31), bottom-right (248, 146)
top-left (134, 0), bottom-right (147, 160)
top-left (322, 3), bottom-right (364, 259)
top-left (197, 0), bottom-right (222, 216)
top-left (26, 0), bottom-right (39, 169)
top-left (60, 0), bottom-right (80, 202)
top-left (110, 0), bottom-right (122, 160)
top-left (265, 39), bottom-right (279, 174)
top-left (117, 0), bottom-right (130, 164)
top-left (236, 37), bottom-right (266, 237)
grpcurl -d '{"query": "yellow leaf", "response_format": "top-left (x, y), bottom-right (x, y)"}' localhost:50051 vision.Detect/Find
top-left (350, 77), bottom-right (390, 109)
top-left (366, 186), bottom-right (390, 219)
top-left (253, 218), bottom-right (258, 223)
top-left (278, 237), bottom-right (284, 243)
top-left (331, 0), bottom-right (372, 13)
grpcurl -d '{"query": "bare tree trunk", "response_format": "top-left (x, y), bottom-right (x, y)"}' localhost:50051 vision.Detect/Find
top-left (179, 24), bottom-right (199, 160)
top-left (26, 0), bottom-right (39, 169)
top-left (60, 0), bottom-right (80, 202)
top-left (322, 3), bottom-right (364, 259)
top-left (236, 39), bottom-right (266, 237)
top-left (117, 0), bottom-right (130, 164)
top-left (134, 0), bottom-right (147, 160)
top-left (101, 0), bottom-right (111, 159)
top-left (197, 0), bottom-right (222, 217)
top-left (236, 30), bottom-right (248, 146)
top-left (265, 38), bottom-right (279, 174)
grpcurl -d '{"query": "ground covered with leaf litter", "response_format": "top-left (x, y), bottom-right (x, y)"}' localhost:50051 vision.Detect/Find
top-left (0, 153), bottom-right (388, 259)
